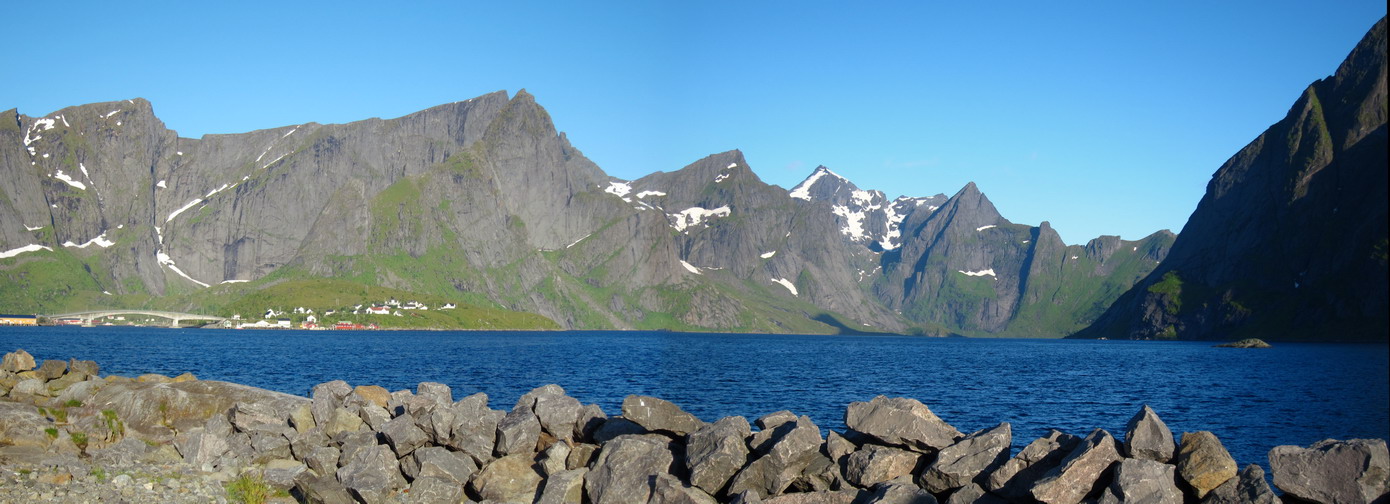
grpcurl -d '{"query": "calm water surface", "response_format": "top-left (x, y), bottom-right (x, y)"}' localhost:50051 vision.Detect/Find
top-left (3, 326), bottom-right (1386, 470)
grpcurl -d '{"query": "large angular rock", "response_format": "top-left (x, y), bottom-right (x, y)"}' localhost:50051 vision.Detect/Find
top-left (295, 473), bottom-right (356, 504)
top-left (985, 430), bottom-right (1081, 499)
top-left (585, 434), bottom-right (675, 504)
top-left (1202, 464), bottom-right (1280, 504)
top-left (263, 458), bottom-right (308, 490)
top-left (67, 358), bottom-right (99, 377)
top-left (920, 422), bottom-right (1012, 493)
top-left (447, 393), bottom-right (502, 464)
top-left (827, 431), bottom-right (857, 464)
top-left (764, 491), bottom-right (862, 504)
top-left (539, 439), bottom-right (572, 476)
top-left (1, 350), bottom-right (36, 372)
top-left (1125, 405), bottom-right (1176, 463)
top-left (519, 384), bottom-right (584, 442)
top-left (311, 380), bottom-right (354, 426)
top-left (406, 476), bottom-right (464, 504)
top-left (1269, 438), bottom-right (1390, 504)
top-left (408, 446), bottom-right (477, 485)
top-left (1096, 458), bottom-right (1182, 504)
top-left (845, 396), bottom-right (962, 452)
top-left (863, 479), bottom-right (938, 504)
top-left (567, 442), bottom-right (599, 470)
top-left (575, 403), bottom-right (608, 442)
top-left (87, 379), bottom-right (308, 441)
top-left (845, 444), bottom-right (923, 488)
top-left (593, 417), bottom-right (649, 443)
top-left (686, 415), bottom-right (753, 495)
top-left (336, 443), bottom-right (407, 504)
top-left (1030, 428), bottom-right (1122, 504)
top-left (323, 407), bottom-right (366, 437)
top-left (0, 402), bottom-right (49, 449)
top-left (495, 407), bottom-right (542, 456)
top-left (796, 454), bottom-right (844, 493)
top-left (379, 413), bottom-right (429, 457)
top-left (727, 415), bottom-right (825, 498)
top-left (304, 446), bottom-right (340, 476)
top-left (352, 385), bottom-right (391, 408)
top-left (537, 467), bottom-right (588, 504)
top-left (946, 482), bottom-right (1009, 504)
top-left (416, 381), bottom-right (452, 407)
top-left (470, 452), bottom-right (543, 503)
top-left (175, 430), bottom-right (230, 470)
top-left (653, 473), bottom-right (721, 504)
top-left (1175, 431), bottom-right (1237, 499)
top-left (622, 394), bottom-right (706, 436)
top-left (35, 359), bottom-right (66, 380)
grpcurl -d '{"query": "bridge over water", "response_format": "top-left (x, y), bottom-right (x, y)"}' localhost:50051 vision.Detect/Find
top-left (46, 310), bottom-right (227, 328)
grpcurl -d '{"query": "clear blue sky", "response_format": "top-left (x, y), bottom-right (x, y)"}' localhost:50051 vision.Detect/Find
top-left (5, 1), bottom-right (1384, 244)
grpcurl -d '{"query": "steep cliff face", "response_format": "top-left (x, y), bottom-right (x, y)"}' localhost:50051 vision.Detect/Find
top-left (3, 87), bottom-right (1171, 336)
top-left (1075, 17), bottom-right (1388, 342)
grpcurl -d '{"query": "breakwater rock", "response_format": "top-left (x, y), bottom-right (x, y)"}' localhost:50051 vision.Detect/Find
top-left (1, 349), bottom-right (1387, 504)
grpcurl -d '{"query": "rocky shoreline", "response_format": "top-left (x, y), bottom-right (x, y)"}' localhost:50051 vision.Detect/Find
top-left (1, 349), bottom-right (1386, 504)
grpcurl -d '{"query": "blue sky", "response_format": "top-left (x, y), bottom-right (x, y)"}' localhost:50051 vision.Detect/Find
top-left (5, 2), bottom-right (1384, 244)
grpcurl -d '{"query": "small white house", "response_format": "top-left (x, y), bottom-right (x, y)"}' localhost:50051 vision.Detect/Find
top-left (367, 306), bottom-right (390, 315)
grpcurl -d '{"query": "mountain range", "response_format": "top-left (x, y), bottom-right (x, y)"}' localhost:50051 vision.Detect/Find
top-left (3, 17), bottom-right (1384, 341)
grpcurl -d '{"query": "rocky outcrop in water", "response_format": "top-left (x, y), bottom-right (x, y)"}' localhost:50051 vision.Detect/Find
top-left (3, 349), bottom-right (1387, 504)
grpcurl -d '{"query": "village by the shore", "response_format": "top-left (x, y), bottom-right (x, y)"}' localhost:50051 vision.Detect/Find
top-left (0, 348), bottom-right (1385, 504)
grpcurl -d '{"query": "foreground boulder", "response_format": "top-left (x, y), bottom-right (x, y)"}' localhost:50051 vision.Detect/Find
top-left (1269, 438), bottom-right (1390, 504)
top-left (1125, 405), bottom-right (1175, 462)
top-left (687, 416), bottom-right (753, 495)
top-left (1097, 458), bottom-right (1182, 504)
top-left (727, 415), bottom-right (825, 498)
top-left (1175, 431), bottom-right (1238, 499)
top-left (920, 422), bottom-right (1011, 493)
top-left (1202, 464), bottom-right (1280, 504)
top-left (623, 395), bottom-right (707, 436)
top-left (985, 429), bottom-right (1081, 500)
top-left (88, 380), bottom-right (308, 441)
top-left (586, 434), bottom-right (675, 504)
top-left (1030, 429), bottom-right (1122, 504)
top-left (845, 396), bottom-right (961, 452)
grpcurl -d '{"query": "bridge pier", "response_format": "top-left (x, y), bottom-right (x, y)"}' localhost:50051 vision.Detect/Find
top-left (170, 318), bottom-right (181, 328)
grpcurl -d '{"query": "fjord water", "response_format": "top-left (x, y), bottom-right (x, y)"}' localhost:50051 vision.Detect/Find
top-left (4, 327), bottom-right (1386, 469)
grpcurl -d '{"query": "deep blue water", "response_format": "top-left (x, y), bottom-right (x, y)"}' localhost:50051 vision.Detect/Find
top-left (3, 326), bottom-right (1386, 471)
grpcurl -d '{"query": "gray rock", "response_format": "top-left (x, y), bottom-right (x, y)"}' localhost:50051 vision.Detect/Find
top-left (1124, 405), bottom-right (1175, 462)
top-left (311, 380), bottom-right (354, 426)
top-left (406, 476), bottom-right (464, 504)
top-left (175, 430), bottom-right (229, 470)
top-left (567, 442), bottom-right (599, 470)
top-left (946, 482), bottom-right (1009, 504)
top-left (416, 381), bottom-right (453, 407)
top-left (12, 378), bottom-right (48, 397)
top-left (826, 431), bottom-right (857, 464)
top-left (448, 394), bottom-right (502, 465)
top-left (796, 454), bottom-right (844, 492)
top-left (920, 422), bottom-right (1012, 493)
top-left (592, 417), bottom-right (649, 443)
top-left (1201, 464), bottom-right (1279, 504)
top-left (763, 490), bottom-right (863, 504)
top-left (67, 358), bottom-right (99, 377)
top-left (304, 446), bottom-right (341, 477)
top-left (539, 439), bottom-right (572, 476)
top-left (1269, 438), bottom-right (1390, 504)
top-left (379, 413), bottom-right (430, 458)
top-left (575, 403), bottom-right (608, 442)
top-left (336, 443), bottom-right (407, 504)
top-left (357, 403), bottom-right (392, 431)
top-left (88, 437), bottom-right (151, 466)
top-left (517, 384), bottom-right (584, 442)
top-left (1096, 458), bottom-right (1181, 504)
top-left (1175, 431), bottom-right (1238, 499)
top-left (295, 472), bottom-right (356, 504)
top-left (263, 458), bottom-right (308, 490)
top-left (1, 350), bottom-right (36, 372)
top-left (1030, 428), bottom-right (1122, 504)
top-left (289, 427), bottom-right (329, 459)
top-left (87, 379), bottom-right (308, 441)
top-left (845, 396), bottom-right (962, 452)
top-left (845, 444), bottom-right (923, 488)
top-left (537, 467), bottom-right (588, 504)
top-left (495, 407), bottom-right (542, 456)
top-left (249, 431), bottom-right (293, 463)
top-left (230, 400), bottom-right (285, 432)
top-left (757, 410), bottom-right (798, 430)
top-left (35, 359), bottom-right (66, 380)
top-left (421, 406), bottom-right (454, 444)
top-left (336, 430), bottom-right (380, 464)
top-left (289, 403), bottom-right (316, 434)
top-left (653, 473), bottom-right (721, 504)
top-left (727, 415), bottom-right (824, 498)
top-left (731, 489), bottom-right (765, 504)
top-left (470, 452), bottom-right (544, 503)
top-left (622, 395), bottom-right (706, 436)
top-left (863, 479), bottom-right (938, 504)
top-left (686, 415), bottom-right (752, 495)
top-left (984, 429), bottom-right (1080, 499)
top-left (585, 434), bottom-right (674, 504)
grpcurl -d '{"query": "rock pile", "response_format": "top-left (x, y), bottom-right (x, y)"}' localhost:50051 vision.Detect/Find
top-left (2, 349), bottom-right (1388, 504)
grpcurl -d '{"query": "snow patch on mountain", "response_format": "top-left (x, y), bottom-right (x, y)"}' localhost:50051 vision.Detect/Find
top-left (669, 206), bottom-right (731, 232)
top-left (958, 268), bottom-right (996, 277)
top-left (680, 260), bottom-right (702, 275)
top-left (63, 231), bottom-right (114, 249)
top-left (1, 244), bottom-right (53, 259)
top-left (53, 170), bottom-right (87, 190)
top-left (760, 251), bottom-right (776, 259)
top-left (770, 277), bottom-right (798, 296)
